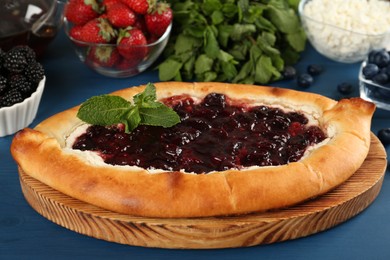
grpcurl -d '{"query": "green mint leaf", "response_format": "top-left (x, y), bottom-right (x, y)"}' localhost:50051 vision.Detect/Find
top-left (230, 24), bottom-right (256, 41)
top-left (123, 106), bottom-right (141, 132)
top-left (204, 26), bottom-right (220, 59)
top-left (195, 54), bottom-right (213, 75)
top-left (158, 58), bottom-right (183, 81)
top-left (266, 5), bottom-right (300, 34)
top-left (77, 83), bottom-right (181, 133)
top-left (139, 106), bottom-right (181, 128)
top-left (222, 3), bottom-right (238, 18)
top-left (77, 95), bottom-right (132, 126)
top-left (286, 29), bottom-right (307, 52)
top-left (133, 82), bottom-right (157, 106)
top-left (202, 0), bottom-right (223, 15)
top-left (211, 10), bottom-right (224, 25)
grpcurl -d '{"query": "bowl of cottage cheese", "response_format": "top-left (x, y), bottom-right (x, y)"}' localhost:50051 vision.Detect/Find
top-left (299, 0), bottom-right (390, 63)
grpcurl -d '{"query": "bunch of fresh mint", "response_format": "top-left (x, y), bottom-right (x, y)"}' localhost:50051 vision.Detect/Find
top-left (158, 0), bottom-right (305, 84)
top-left (77, 83), bottom-right (180, 133)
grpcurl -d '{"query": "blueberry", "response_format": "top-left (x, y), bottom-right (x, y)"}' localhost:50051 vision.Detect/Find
top-left (377, 128), bottom-right (390, 146)
top-left (282, 66), bottom-right (297, 80)
top-left (307, 64), bottom-right (323, 76)
top-left (297, 73), bottom-right (313, 88)
top-left (384, 64), bottom-right (390, 77)
top-left (368, 50), bottom-right (378, 63)
top-left (372, 73), bottom-right (389, 85)
top-left (337, 82), bottom-right (354, 95)
top-left (373, 49), bottom-right (390, 68)
top-left (362, 63), bottom-right (379, 79)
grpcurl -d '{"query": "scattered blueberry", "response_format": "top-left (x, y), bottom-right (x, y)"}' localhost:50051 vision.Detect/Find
top-left (307, 64), bottom-right (323, 76)
top-left (297, 73), bottom-right (313, 88)
top-left (377, 128), bottom-right (390, 146)
top-left (282, 66), bottom-right (297, 80)
top-left (337, 82), bottom-right (354, 95)
top-left (362, 63), bottom-right (379, 79)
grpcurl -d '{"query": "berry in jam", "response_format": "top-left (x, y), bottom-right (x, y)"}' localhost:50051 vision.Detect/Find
top-left (72, 93), bottom-right (327, 174)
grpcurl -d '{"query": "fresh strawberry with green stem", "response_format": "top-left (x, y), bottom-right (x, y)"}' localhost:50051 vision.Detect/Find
top-left (65, 0), bottom-right (102, 25)
top-left (107, 2), bottom-right (136, 28)
top-left (145, 2), bottom-right (172, 37)
top-left (121, 0), bottom-right (156, 15)
top-left (117, 28), bottom-right (148, 61)
top-left (80, 18), bottom-right (117, 43)
top-left (87, 46), bottom-right (121, 67)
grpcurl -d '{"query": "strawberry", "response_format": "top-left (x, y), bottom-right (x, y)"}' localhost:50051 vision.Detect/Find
top-left (144, 2), bottom-right (172, 37)
top-left (69, 25), bottom-right (84, 42)
top-left (87, 46), bottom-right (121, 67)
top-left (117, 28), bottom-right (147, 61)
top-left (107, 2), bottom-right (136, 28)
top-left (133, 15), bottom-right (148, 33)
top-left (102, 0), bottom-right (121, 10)
top-left (81, 18), bottom-right (117, 43)
top-left (65, 0), bottom-right (101, 25)
top-left (121, 0), bottom-right (156, 15)
top-left (116, 57), bottom-right (140, 70)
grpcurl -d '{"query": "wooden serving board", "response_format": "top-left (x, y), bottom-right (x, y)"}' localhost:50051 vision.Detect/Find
top-left (19, 134), bottom-right (387, 249)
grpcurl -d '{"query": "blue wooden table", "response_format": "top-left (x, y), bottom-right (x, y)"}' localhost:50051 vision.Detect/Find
top-left (1, 30), bottom-right (389, 259)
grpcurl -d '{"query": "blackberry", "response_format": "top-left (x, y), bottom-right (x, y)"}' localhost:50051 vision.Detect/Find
top-left (3, 48), bottom-right (28, 73)
top-left (1, 89), bottom-right (24, 107)
top-left (9, 74), bottom-right (33, 97)
top-left (0, 48), bottom-right (6, 68)
top-left (0, 75), bottom-right (7, 94)
top-left (24, 62), bottom-right (45, 83)
top-left (12, 46), bottom-right (36, 64)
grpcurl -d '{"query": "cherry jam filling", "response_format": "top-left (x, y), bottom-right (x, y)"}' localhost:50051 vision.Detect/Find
top-left (72, 93), bottom-right (327, 174)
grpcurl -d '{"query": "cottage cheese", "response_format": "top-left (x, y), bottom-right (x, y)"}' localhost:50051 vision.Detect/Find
top-left (301, 0), bottom-right (390, 62)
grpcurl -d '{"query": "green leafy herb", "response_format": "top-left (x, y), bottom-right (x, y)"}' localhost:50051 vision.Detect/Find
top-left (158, 0), bottom-right (306, 84)
top-left (77, 83), bottom-right (181, 133)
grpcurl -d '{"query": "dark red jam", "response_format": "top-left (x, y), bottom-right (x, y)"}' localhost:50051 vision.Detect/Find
top-left (72, 93), bottom-right (327, 174)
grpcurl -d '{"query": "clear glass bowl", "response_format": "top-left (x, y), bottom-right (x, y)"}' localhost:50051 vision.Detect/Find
top-left (298, 0), bottom-right (390, 63)
top-left (359, 61), bottom-right (390, 111)
top-left (64, 19), bottom-right (172, 78)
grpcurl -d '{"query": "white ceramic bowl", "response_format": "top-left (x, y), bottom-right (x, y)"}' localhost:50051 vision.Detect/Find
top-left (299, 0), bottom-right (390, 63)
top-left (0, 77), bottom-right (46, 137)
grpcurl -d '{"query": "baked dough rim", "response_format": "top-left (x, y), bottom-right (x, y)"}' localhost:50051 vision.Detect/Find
top-left (11, 82), bottom-right (375, 218)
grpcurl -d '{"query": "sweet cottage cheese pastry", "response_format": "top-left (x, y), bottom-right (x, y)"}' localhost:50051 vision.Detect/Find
top-left (11, 82), bottom-right (375, 218)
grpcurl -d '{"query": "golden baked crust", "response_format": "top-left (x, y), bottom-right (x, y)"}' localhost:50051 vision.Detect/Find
top-left (11, 82), bottom-right (375, 218)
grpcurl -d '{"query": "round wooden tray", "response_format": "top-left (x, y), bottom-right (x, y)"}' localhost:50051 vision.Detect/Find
top-left (19, 134), bottom-right (387, 249)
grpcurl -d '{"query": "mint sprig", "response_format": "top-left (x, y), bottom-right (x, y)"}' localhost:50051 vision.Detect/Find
top-left (77, 83), bottom-right (181, 132)
top-left (158, 0), bottom-right (306, 84)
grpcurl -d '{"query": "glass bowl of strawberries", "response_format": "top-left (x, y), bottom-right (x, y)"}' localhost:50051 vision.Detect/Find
top-left (63, 0), bottom-right (172, 78)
